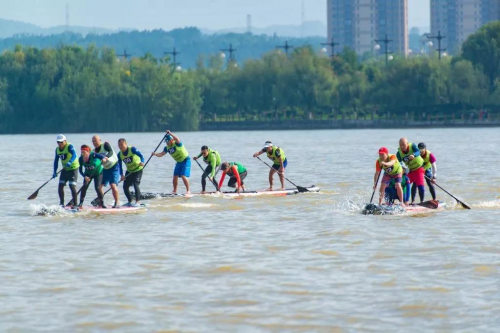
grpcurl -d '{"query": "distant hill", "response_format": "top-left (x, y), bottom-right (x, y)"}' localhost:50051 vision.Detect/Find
top-left (0, 18), bottom-right (116, 38)
top-left (203, 20), bottom-right (327, 38)
top-left (0, 27), bottom-right (326, 69)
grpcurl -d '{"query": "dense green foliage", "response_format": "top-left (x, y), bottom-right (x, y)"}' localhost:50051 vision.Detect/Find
top-left (0, 23), bottom-right (499, 134)
top-left (0, 28), bottom-right (324, 69)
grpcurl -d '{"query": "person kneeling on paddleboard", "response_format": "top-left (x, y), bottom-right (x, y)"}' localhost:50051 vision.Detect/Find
top-left (218, 162), bottom-right (247, 194)
top-left (78, 145), bottom-right (106, 208)
top-left (152, 130), bottom-right (191, 194)
top-left (53, 134), bottom-right (80, 208)
top-left (374, 147), bottom-right (405, 206)
top-left (253, 141), bottom-right (287, 191)
top-left (385, 162), bottom-right (411, 205)
top-left (193, 145), bottom-right (221, 194)
top-left (397, 138), bottom-right (425, 205)
top-left (118, 138), bottom-right (145, 207)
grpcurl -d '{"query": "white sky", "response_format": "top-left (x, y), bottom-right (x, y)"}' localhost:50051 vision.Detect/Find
top-left (0, 0), bottom-right (430, 30)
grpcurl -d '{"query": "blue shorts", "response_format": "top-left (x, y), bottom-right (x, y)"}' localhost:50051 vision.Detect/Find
top-left (272, 158), bottom-right (288, 170)
top-left (102, 163), bottom-right (120, 186)
top-left (174, 157), bottom-right (191, 177)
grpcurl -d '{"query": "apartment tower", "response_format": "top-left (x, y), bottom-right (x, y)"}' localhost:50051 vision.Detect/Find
top-left (431, 0), bottom-right (500, 54)
top-left (327, 0), bottom-right (409, 56)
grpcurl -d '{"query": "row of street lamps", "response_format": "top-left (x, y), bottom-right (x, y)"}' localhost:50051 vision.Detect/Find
top-left (118, 31), bottom-right (448, 70)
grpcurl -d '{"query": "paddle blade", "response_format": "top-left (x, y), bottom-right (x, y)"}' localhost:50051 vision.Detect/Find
top-left (459, 201), bottom-right (471, 210)
top-left (27, 191), bottom-right (39, 200)
top-left (90, 197), bottom-right (99, 206)
top-left (297, 186), bottom-right (310, 193)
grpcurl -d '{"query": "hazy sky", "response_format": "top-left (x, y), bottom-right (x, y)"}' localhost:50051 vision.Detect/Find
top-left (0, 0), bottom-right (430, 30)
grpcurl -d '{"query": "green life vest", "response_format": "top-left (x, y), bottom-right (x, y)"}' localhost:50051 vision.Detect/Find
top-left (82, 153), bottom-right (103, 176)
top-left (398, 143), bottom-right (424, 171)
top-left (166, 142), bottom-right (189, 163)
top-left (227, 162), bottom-right (246, 175)
top-left (267, 146), bottom-right (286, 165)
top-left (203, 149), bottom-right (221, 167)
top-left (56, 143), bottom-right (80, 171)
top-left (120, 147), bottom-right (143, 173)
top-left (95, 143), bottom-right (118, 169)
top-left (378, 154), bottom-right (403, 176)
top-left (422, 150), bottom-right (433, 170)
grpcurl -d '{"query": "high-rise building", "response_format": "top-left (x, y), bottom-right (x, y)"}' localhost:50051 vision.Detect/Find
top-left (327, 0), bottom-right (409, 56)
top-left (431, 0), bottom-right (500, 54)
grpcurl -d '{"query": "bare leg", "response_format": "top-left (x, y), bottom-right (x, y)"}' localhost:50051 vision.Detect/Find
top-left (110, 184), bottom-right (119, 205)
top-left (379, 183), bottom-right (387, 204)
top-left (279, 171), bottom-right (285, 190)
top-left (173, 176), bottom-right (179, 193)
top-left (181, 176), bottom-right (190, 194)
top-left (395, 183), bottom-right (404, 205)
top-left (268, 169), bottom-right (276, 190)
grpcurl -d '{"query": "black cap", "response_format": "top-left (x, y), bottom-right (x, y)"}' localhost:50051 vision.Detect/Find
top-left (418, 142), bottom-right (426, 149)
top-left (201, 145), bottom-right (208, 151)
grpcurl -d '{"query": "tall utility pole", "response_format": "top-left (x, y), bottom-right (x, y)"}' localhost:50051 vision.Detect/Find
top-left (247, 14), bottom-right (252, 34)
top-left (374, 34), bottom-right (393, 65)
top-left (427, 30), bottom-right (447, 60)
top-left (164, 47), bottom-right (181, 68)
top-left (118, 49), bottom-right (131, 60)
top-left (65, 3), bottom-right (69, 32)
top-left (276, 41), bottom-right (294, 57)
top-left (220, 44), bottom-right (237, 61)
top-left (321, 37), bottom-right (339, 57)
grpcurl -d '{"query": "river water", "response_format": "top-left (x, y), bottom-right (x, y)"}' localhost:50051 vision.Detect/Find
top-left (1, 129), bottom-right (499, 332)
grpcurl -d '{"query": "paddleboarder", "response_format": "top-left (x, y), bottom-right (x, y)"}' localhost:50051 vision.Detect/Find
top-left (53, 134), bottom-right (80, 208)
top-left (218, 162), bottom-right (247, 194)
top-left (418, 142), bottom-right (437, 201)
top-left (77, 145), bottom-right (105, 208)
top-left (152, 130), bottom-right (191, 194)
top-left (193, 145), bottom-right (221, 194)
top-left (253, 141), bottom-right (287, 191)
top-left (92, 135), bottom-right (121, 208)
top-left (374, 147), bottom-right (405, 205)
top-left (117, 138), bottom-right (145, 207)
top-left (396, 138), bottom-right (425, 205)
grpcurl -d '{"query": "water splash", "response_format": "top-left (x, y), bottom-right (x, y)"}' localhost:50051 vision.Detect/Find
top-left (29, 204), bottom-right (79, 217)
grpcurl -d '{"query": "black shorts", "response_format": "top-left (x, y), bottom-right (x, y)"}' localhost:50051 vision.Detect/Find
top-left (59, 169), bottom-right (78, 185)
top-left (228, 171), bottom-right (247, 188)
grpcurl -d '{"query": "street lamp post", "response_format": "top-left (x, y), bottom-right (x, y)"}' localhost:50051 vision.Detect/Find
top-left (164, 47), bottom-right (181, 70)
top-left (427, 30), bottom-right (447, 60)
top-left (220, 44), bottom-right (237, 61)
top-left (374, 34), bottom-right (393, 65)
top-left (276, 41), bottom-right (294, 57)
top-left (321, 37), bottom-right (339, 57)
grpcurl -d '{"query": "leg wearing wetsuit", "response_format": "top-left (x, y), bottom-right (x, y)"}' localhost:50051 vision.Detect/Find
top-left (228, 171), bottom-right (247, 188)
top-left (425, 169), bottom-right (437, 200)
top-left (411, 183), bottom-right (425, 203)
top-left (201, 165), bottom-right (220, 191)
top-left (123, 170), bottom-right (142, 203)
top-left (93, 173), bottom-right (104, 207)
top-left (59, 169), bottom-right (78, 206)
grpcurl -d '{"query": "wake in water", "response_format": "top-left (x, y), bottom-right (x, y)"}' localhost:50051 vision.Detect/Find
top-left (29, 204), bottom-right (86, 217)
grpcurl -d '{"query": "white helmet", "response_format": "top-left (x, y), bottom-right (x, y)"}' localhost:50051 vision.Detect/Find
top-left (56, 134), bottom-right (67, 142)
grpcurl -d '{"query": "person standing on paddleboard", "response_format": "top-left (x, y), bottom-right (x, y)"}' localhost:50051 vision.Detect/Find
top-left (193, 146), bottom-right (221, 194)
top-left (374, 147), bottom-right (405, 205)
top-left (218, 162), bottom-right (247, 194)
top-left (152, 130), bottom-right (191, 194)
top-left (78, 145), bottom-right (105, 208)
top-left (397, 138), bottom-right (425, 205)
top-left (253, 141), bottom-right (287, 191)
top-left (53, 134), bottom-right (80, 208)
top-left (385, 162), bottom-right (411, 205)
top-left (418, 142), bottom-right (438, 202)
top-left (92, 135), bottom-right (120, 208)
top-left (117, 138), bottom-right (145, 207)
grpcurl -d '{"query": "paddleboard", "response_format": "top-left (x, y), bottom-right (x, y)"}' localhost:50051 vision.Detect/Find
top-left (64, 205), bottom-right (146, 214)
top-left (134, 185), bottom-right (320, 200)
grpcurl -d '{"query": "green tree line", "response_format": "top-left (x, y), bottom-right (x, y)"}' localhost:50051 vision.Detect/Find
top-left (1, 22), bottom-right (500, 134)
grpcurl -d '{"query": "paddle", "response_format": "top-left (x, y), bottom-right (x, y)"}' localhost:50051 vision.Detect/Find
top-left (91, 134), bottom-right (166, 205)
top-left (362, 169), bottom-right (382, 214)
top-left (255, 156), bottom-right (309, 193)
top-left (194, 158), bottom-right (220, 191)
top-left (27, 170), bottom-right (62, 200)
top-left (424, 175), bottom-right (471, 209)
top-left (66, 175), bottom-right (94, 207)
